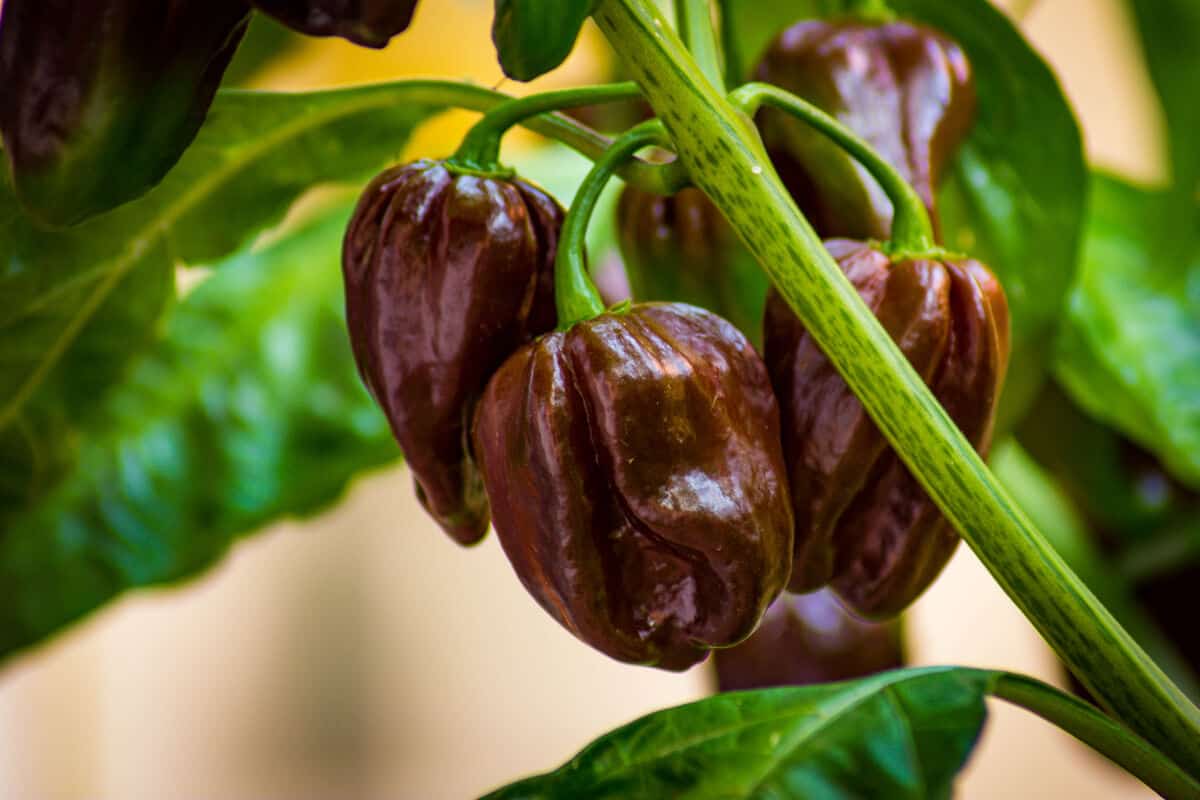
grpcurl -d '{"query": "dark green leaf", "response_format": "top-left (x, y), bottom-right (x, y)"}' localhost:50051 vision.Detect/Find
top-left (492, 0), bottom-right (593, 81)
top-left (0, 201), bottom-right (399, 660)
top-left (485, 667), bottom-right (992, 800)
top-left (1055, 173), bottom-right (1200, 488)
top-left (723, 0), bottom-right (1087, 431)
top-left (0, 82), bottom-right (440, 509)
top-left (1126, 0), bottom-right (1200, 253)
top-left (221, 12), bottom-right (306, 88)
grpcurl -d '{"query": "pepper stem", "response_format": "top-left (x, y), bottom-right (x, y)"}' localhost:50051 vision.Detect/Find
top-left (676, 0), bottom-right (725, 89)
top-left (728, 82), bottom-right (938, 255)
top-left (449, 83), bottom-right (645, 174)
top-left (556, 121), bottom-right (672, 329)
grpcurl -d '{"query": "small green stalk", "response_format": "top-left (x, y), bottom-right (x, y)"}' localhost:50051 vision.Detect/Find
top-left (594, 0), bottom-right (1200, 775)
top-left (728, 82), bottom-right (938, 256)
top-left (556, 122), bottom-right (670, 329)
top-left (676, 0), bottom-right (724, 89)
top-left (450, 82), bottom-right (645, 173)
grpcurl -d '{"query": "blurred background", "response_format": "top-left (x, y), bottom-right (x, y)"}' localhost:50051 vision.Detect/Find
top-left (0, 0), bottom-right (1170, 797)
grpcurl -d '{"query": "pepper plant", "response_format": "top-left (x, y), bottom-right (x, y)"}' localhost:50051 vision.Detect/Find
top-left (1, 0), bottom-right (1199, 796)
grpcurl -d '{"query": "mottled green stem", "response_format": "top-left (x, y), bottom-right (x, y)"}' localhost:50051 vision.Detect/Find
top-left (450, 82), bottom-right (644, 173)
top-left (729, 82), bottom-right (938, 255)
top-left (989, 672), bottom-right (1200, 799)
top-left (676, 0), bottom-right (724, 88)
top-left (594, 0), bottom-right (1200, 776)
top-left (556, 122), bottom-right (669, 329)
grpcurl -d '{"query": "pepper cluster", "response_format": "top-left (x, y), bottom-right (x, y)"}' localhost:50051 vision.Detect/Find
top-left (335, 16), bottom-right (1010, 674)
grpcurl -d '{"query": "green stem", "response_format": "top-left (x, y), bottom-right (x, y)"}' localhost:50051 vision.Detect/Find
top-left (728, 82), bottom-right (937, 255)
top-left (990, 672), bottom-right (1200, 799)
top-left (556, 122), bottom-right (669, 329)
top-left (676, 0), bottom-right (724, 89)
top-left (593, 0), bottom-right (1200, 775)
top-left (450, 82), bottom-right (645, 173)
top-left (716, 0), bottom-right (744, 87)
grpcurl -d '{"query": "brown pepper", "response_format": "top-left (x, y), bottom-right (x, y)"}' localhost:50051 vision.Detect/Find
top-left (472, 303), bottom-right (794, 669)
top-left (616, 185), bottom-right (771, 346)
top-left (764, 240), bottom-right (1009, 618)
top-left (754, 20), bottom-right (975, 241)
top-left (251, 0), bottom-right (419, 48)
top-left (343, 160), bottom-right (561, 546)
top-left (714, 589), bottom-right (905, 691)
top-left (0, 0), bottom-right (251, 226)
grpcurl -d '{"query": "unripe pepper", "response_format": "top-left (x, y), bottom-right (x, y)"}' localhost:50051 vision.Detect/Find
top-left (251, 0), bottom-right (419, 48)
top-left (343, 160), bottom-right (561, 546)
top-left (714, 589), bottom-right (904, 691)
top-left (616, 186), bottom-right (770, 346)
top-left (754, 20), bottom-right (975, 240)
top-left (472, 303), bottom-right (794, 669)
top-left (764, 240), bottom-right (1009, 618)
top-left (0, 0), bottom-right (251, 227)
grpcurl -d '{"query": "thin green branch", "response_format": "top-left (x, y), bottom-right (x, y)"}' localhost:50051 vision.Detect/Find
top-left (675, 0), bottom-right (725, 88)
top-left (990, 672), bottom-right (1200, 799)
top-left (450, 82), bottom-right (644, 173)
top-left (728, 82), bottom-right (937, 254)
top-left (556, 122), bottom-right (669, 328)
top-left (592, 0), bottom-right (1200, 775)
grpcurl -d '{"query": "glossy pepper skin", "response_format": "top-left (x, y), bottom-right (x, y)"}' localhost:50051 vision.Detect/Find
top-left (754, 20), bottom-right (975, 240)
top-left (714, 589), bottom-right (904, 691)
top-left (764, 240), bottom-right (1009, 618)
top-left (343, 160), bottom-right (561, 546)
top-left (472, 303), bottom-right (794, 670)
top-left (617, 186), bottom-right (771, 346)
top-left (0, 0), bottom-right (251, 227)
top-left (251, 0), bottom-right (418, 48)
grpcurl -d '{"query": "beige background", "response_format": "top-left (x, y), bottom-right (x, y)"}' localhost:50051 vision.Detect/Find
top-left (0, 0), bottom-right (1167, 797)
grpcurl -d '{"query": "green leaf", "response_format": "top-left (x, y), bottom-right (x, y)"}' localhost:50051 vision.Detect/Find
top-left (221, 12), bottom-right (305, 88)
top-left (0, 82), bottom-right (441, 509)
top-left (486, 667), bottom-right (992, 800)
top-left (0, 201), bottom-right (399, 660)
top-left (492, 0), bottom-right (594, 81)
top-left (1055, 172), bottom-right (1200, 488)
top-left (723, 0), bottom-right (1087, 431)
top-left (1125, 0), bottom-right (1200, 252)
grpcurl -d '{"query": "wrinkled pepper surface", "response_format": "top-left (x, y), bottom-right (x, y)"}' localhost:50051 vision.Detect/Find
top-left (0, 0), bottom-right (251, 227)
top-left (754, 19), bottom-right (975, 240)
top-left (764, 240), bottom-right (1009, 618)
top-left (251, 0), bottom-right (419, 48)
top-left (472, 303), bottom-right (794, 669)
top-left (714, 588), bottom-right (904, 691)
top-left (343, 160), bottom-right (561, 546)
top-left (617, 186), bottom-right (771, 346)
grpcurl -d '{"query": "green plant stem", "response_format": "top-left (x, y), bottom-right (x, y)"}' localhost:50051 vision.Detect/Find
top-left (450, 82), bottom-right (645, 172)
top-left (556, 122), bottom-right (669, 328)
top-left (729, 82), bottom-right (937, 255)
top-left (676, 0), bottom-right (724, 88)
top-left (990, 672), bottom-right (1200, 799)
top-left (592, 0), bottom-right (1200, 776)
top-left (716, 0), bottom-right (744, 87)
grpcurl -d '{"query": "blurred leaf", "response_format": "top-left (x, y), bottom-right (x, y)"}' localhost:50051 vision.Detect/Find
top-left (1126, 0), bottom-right (1200, 253)
top-left (492, 0), bottom-right (594, 81)
top-left (0, 83), bottom-right (441, 513)
top-left (486, 667), bottom-right (991, 800)
top-left (221, 12), bottom-right (306, 88)
top-left (1055, 172), bottom-right (1200, 488)
top-left (0, 202), bottom-right (399, 660)
top-left (723, 0), bottom-right (1087, 431)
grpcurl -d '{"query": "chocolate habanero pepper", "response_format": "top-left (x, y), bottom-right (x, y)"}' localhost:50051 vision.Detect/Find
top-left (764, 240), bottom-right (1009, 618)
top-left (754, 20), bottom-right (975, 240)
top-left (0, 0), bottom-right (251, 227)
top-left (343, 159), bottom-right (561, 546)
top-left (714, 589), bottom-right (904, 691)
top-left (472, 303), bottom-right (794, 669)
top-left (616, 186), bottom-right (771, 345)
top-left (250, 0), bottom-right (419, 48)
